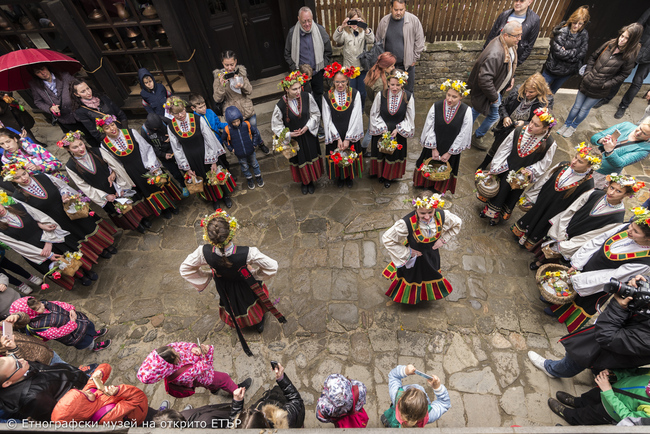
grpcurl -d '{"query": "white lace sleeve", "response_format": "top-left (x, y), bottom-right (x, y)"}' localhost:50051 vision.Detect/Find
top-left (489, 130), bottom-right (516, 174)
top-left (368, 92), bottom-right (387, 136)
top-left (396, 95), bottom-right (415, 138)
top-left (420, 103), bottom-right (436, 149)
top-left (247, 247), bottom-right (278, 280)
top-left (322, 97), bottom-right (340, 144)
top-left (382, 219), bottom-right (411, 267)
top-left (199, 116), bottom-right (225, 164)
top-left (448, 106), bottom-right (473, 154)
top-left (168, 127), bottom-right (190, 171)
top-left (132, 129), bottom-right (162, 172)
top-left (306, 94), bottom-right (321, 135)
top-left (345, 92), bottom-right (364, 142)
top-left (179, 246), bottom-right (212, 292)
top-left (527, 141), bottom-right (558, 182)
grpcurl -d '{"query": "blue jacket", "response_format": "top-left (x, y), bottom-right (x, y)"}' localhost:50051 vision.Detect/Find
top-left (387, 365), bottom-right (451, 425)
top-left (196, 109), bottom-right (227, 144)
top-left (222, 106), bottom-right (259, 158)
top-left (591, 122), bottom-right (650, 175)
top-left (138, 68), bottom-right (169, 117)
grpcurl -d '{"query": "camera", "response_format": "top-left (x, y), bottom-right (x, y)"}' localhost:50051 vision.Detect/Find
top-left (604, 277), bottom-right (650, 311)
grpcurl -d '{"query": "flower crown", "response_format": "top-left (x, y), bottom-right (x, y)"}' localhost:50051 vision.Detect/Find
top-left (440, 79), bottom-right (470, 97)
top-left (200, 209), bottom-right (239, 247)
top-left (606, 173), bottom-right (645, 193)
top-left (631, 207), bottom-right (650, 226)
top-left (391, 70), bottom-right (409, 86)
top-left (95, 115), bottom-right (117, 131)
top-left (56, 130), bottom-right (84, 148)
top-left (279, 71), bottom-right (309, 90)
top-left (575, 143), bottom-right (602, 170)
top-left (1, 162), bottom-right (26, 182)
top-left (0, 190), bottom-right (15, 207)
top-left (408, 194), bottom-right (445, 210)
top-left (163, 96), bottom-right (187, 111)
top-left (324, 62), bottom-right (360, 79)
top-left (534, 108), bottom-right (557, 128)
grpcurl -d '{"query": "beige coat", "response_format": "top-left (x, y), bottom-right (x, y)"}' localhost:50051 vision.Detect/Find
top-left (375, 12), bottom-right (425, 67)
top-left (332, 27), bottom-right (375, 69)
top-left (212, 65), bottom-right (255, 120)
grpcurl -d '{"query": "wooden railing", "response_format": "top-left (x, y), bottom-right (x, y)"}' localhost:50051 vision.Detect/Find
top-left (314, 0), bottom-right (573, 42)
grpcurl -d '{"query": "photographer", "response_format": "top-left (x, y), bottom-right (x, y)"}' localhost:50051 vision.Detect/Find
top-left (529, 274), bottom-right (650, 378)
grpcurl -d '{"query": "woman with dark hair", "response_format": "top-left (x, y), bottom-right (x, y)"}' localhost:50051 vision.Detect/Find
top-left (0, 128), bottom-right (67, 183)
top-left (542, 6), bottom-right (590, 93)
top-left (557, 23), bottom-right (642, 138)
top-left (212, 51), bottom-right (268, 153)
top-left (271, 72), bottom-right (322, 195)
top-left (70, 79), bottom-right (128, 147)
top-left (360, 52), bottom-right (396, 152)
top-left (29, 64), bottom-right (84, 134)
top-left (230, 362), bottom-right (304, 429)
top-left (478, 73), bottom-right (553, 170)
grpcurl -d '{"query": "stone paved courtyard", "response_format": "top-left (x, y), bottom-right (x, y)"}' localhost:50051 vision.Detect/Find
top-left (11, 90), bottom-right (649, 428)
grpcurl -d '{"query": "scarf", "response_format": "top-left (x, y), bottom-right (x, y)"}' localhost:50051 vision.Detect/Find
top-left (291, 22), bottom-right (325, 72)
top-left (81, 96), bottom-right (101, 109)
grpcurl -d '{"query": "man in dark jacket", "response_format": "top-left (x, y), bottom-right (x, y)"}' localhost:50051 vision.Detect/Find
top-left (0, 357), bottom-right (87, 421)
top-left (468, 22), bottom-right (520, 150)
top-left (528, 275), bottom-right (650, 378)
top-left (597, 8), bottom-right (650, 118)
top-left (484, 0), bottom-right (540, 66)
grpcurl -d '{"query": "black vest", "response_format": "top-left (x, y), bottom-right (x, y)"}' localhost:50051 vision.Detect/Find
top-left (566, 191), bottom-right (626, 239)
top-left (433, 100), bottom-right (468, 155)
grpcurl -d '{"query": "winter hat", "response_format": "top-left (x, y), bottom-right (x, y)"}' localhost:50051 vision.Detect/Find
top-left (316, 374), bottom-right (367, 423)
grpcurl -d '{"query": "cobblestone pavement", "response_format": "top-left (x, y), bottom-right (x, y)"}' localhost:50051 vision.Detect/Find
top-left (13, 90), bottom-right (648, 428)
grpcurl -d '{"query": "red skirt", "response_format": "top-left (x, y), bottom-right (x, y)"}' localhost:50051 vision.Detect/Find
top-left (201, 177), bottom-right (236, 201)
top-left (109, 200), bottom-right (152, 231)
top-left (290, 157), bottom-right (324, 184)
top-left (370, 159), bottom-right (406, 180)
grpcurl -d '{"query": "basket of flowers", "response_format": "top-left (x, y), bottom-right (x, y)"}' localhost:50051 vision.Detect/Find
top-left (506, 168), bottom-right (531, 190)
top-left (378, 132), bottom-right (403, 155)
top-left (329, 146), bottom-right (359, 167)
top-left (206, 166), bottom-right (231, 186)
top-left (184, 173), bottom-right (204, 194)
top-left (113, 200), bottom-right (133, 215)
top-left (418, 157), bottom-right (451, 181)
top-left (42, 251), bottom-right (84, 283)
top-left (142, 172), bottom-right (169, 187)
top-left (475, 169), bottom-right (499, 199)
top-left (535, 264), bottom-right (578, 305)
top-left (517, 196), bottom-right (534, 212)
top-left (64, 192), bottom-right (92, 220)
top-left (272, 127), bottom-right (300, 159)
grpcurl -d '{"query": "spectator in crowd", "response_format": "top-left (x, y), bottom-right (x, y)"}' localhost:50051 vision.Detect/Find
top-left (468, 21), bottom-right (521, 150)
top-left (0, 354), bottom-right (87, 421)
top-left (284, 6), bottom-right (332, 120)
top-left (0, 247), bottom-right (41, 296)
top-left (316, 373), bottom-right (368, 428)
top-left (0, 311), bottom-right (68, 365)
top-left (375, 0), bottom-right (425, 93)
top-left (541, 6), bottom-right (590, 93)
top-left (138, 68), bottom-right (171, 118)
top-left (0, 273), bottom-right (28, 317)
top-left (484, 0), bottom-right (540, 66)
top-left (595, 8), bottom-right (650, 119)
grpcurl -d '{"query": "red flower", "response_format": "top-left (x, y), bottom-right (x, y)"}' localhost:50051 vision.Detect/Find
top-left (216, 172), bottom-right (226, 181)
top-left (41, 283), bottom-right (49, 290)
top-left (419, 163), bottom-right (425, 170)
top-left (52, 271), bottom-right (61, 280)
top-left (215, 208), bottom-right (222, 213)
top-left (397, 144), bottom-right (403, 150)
top-left (350, 145), bottom-right (355, 152)
top-left (423, 172), bottom-right (430, 178)
top-left (89, 211), bottom-right (95, 216)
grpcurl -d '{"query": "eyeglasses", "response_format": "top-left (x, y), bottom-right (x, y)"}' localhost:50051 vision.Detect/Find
top-left (5, 354), bottom-right (22, 382)
top-left (508, 33), bottom-right (523, 39)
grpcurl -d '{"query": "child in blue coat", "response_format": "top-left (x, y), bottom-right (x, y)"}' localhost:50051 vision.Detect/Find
top-left (222, 106), bottom-right (264, 190)
top-left (189, 93), bottom-right (231, 173)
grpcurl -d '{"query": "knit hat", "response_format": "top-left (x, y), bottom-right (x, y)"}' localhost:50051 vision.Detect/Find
top-left (316, 374), bottom-right (367, 423)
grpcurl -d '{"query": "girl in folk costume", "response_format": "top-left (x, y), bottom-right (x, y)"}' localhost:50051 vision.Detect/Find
top-left (512, 143), bottom-right (598, 251)
top-left (382, 192), bottom-right (461, 305)
top-left (97, 115), bottom-right (181, 219)
top-left (0, 193), bottom-right (87, 290)
top-left (0, 128), bottom-right (68, 184)
top-left (322, 63), bottom-right (364, 188)
top-left (59, 131), bottom-right (152, 234)
top-left (479, 108), bottom-right (558, 226)
top-left (271, 71), bottom-right (323, 195)
top-left (165, 97), bottom-right (235, 210)
top-left (415, 79), bottom-right (472, 193)
top-left (369, 70), bottom-right (415, 189)
top-left (179, 210), bottom-right (286, 356)
top-left (548, 209), bottom-right (650, 332)
top-left (530, 175), bottom-right (635, 270)
top-left (7, 164), bottom-right (116, 283)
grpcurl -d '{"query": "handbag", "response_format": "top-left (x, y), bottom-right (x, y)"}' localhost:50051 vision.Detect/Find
top-left (332, 385), bottom-right (369, 428)
top-left (164, 364), bottom-right (195, 398)
top-left (358, 41), bottom-right (384, 71)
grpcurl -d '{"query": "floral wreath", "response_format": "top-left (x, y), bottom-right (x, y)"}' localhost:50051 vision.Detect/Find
top-left (574, 142), bottom-right (602, 170)
top-left (0, 190), bottom-right (15, 207)
top-left (56, 130), bottom-right (84, 148)
top-left (391, 70), bottom-right (409, 86)
top-left (606, 173), bottom-right (645, 194)
top-left (163, 96), bottom-right (187, 111)
top-left (279, 71), bottom-right (309, 90)
top-left (440, 79), bottom-right (470, 97)
top-left (534, 107), bottom-right (557, 128)
top-left (408, 193), bottom-right (445, 210)
top-left (95, 114), bottom-right (117, 132)
top-left (1, 162), bottom-right (26, 182)
top-left (200, 209), bottom-right (239, 247)
top-left (324, 62), bottom-right (360, 79)
top-left (631, 207), bottom-right (650, 226)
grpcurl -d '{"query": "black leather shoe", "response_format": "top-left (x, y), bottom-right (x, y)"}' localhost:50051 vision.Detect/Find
top-left (141, 219), bottom-right (152, 228)
top-left (489, 217), bottom-right (500, 226)
top-left (529, 261), bottom-right (541, 271)
top-left (256, 315), bottom-right (266, 333)
top-left (161, 209), bottom-right (172, 220)
top-left (238, 377), bottom-right (252, 389)
top-left (614, 107), bottom-right (626, 119)
top-left (556, 391), bottom-right (577, 408)
top-left (346, 178), bottom-right (353, 188)
top-left (479, 210), bottom-right (487, 218)
top-left (337, 178), bottom-right (344, 188)
top-left (99, 249), bottom-right (112, 259)
top-left (301, 184), bottom-right (309, 195)
top-left (136, 224), bottom-right (146, 234)
top-left (308, 182), bottom-right (315, 194)
top-left (384, 180), bottom-right (391, 188)
top-left (548, 398), bottom-right (568, 421)
top-left (171, 207), bottom-right (179, 215)
top-left (107, 246), bottom-right (118, 254)
top-left (223, 197), bottom-right (233, 208)
top-left (259, 143), bottom-right (270, 154)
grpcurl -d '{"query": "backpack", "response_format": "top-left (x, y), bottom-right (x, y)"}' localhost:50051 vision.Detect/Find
top-left (224, 121), bottom-right (252, 143)
top-left (164, 365), bottom-right (195, 398)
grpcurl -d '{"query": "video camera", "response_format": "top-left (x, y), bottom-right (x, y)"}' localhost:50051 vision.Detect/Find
top-left (604, 277), bottom-right (650, 311)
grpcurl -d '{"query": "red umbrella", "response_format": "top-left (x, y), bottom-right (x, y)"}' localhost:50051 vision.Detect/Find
top-left (0, 48), bottom-right (82, 91)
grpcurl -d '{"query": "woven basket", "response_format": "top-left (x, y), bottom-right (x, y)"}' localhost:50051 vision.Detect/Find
top-left (115, 203), bottom-right (133, 215)
top-left (542, 245), bottom-right (562, 260)
top-left (508, 171), bottom-right (530, 190)
top-left (475, 175), bottom-right (500, 199)
top-left (535, 263), bottom-right (577, 305)
top-left (420, 158), bottom-right (451, 181)
top-left (65, 203), bottom-right (89, 221)
top-left (185, 175), bottom-right (204, 194)
top-left (60, 258), bottom-right (82, 277)
top-left (517, 201), bottom-right (533, 212)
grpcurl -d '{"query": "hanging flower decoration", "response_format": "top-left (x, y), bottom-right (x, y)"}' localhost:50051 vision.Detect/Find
top-left (56, 130), bottom-right (84, 148)
top-left (279, 71), bottom-right (309, 90)
top-left (440, 79), bottom-right (470, 97)
top-left (407, 193), bottom-right (446, 210)
top-left (608, 174), bottom-right (645, 195)
top-left (95, 114), bottom-right (117, 131)
top-left (533, 107), bottom-right (557, 128)
top-left (1, 162), bottom-right (26, 182)
top-left (200, 209), bottom-right (239, 247)
top-left (324, 62), bottom-right (360, 79)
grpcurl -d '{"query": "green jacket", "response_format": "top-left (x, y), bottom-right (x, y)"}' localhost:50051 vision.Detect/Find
top-left (601, 369), bottom-right (650, 422)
